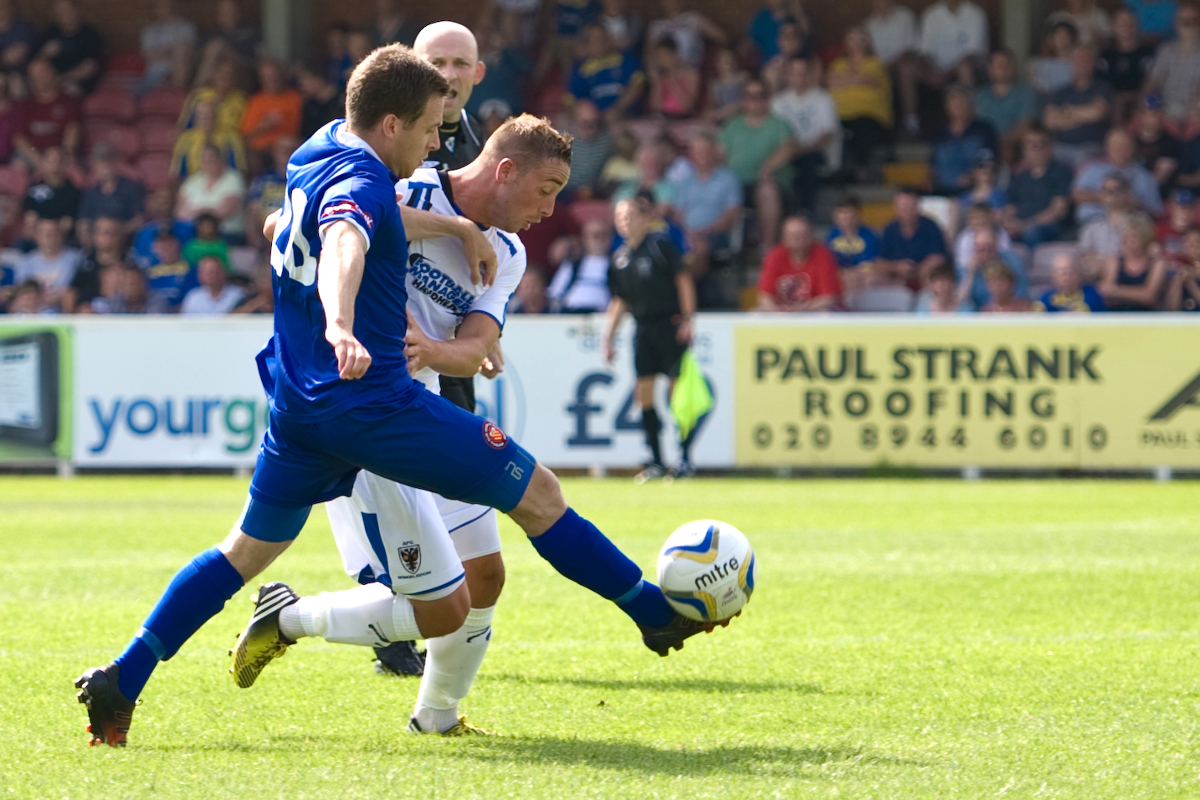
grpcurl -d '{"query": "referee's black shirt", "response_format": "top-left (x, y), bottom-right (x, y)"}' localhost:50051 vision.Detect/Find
top-left (608, 231), bottom-right (684, 323)
top-left (424, 109), bottom-right (484, 171)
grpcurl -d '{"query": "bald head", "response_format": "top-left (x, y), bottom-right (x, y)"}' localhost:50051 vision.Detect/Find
top-left (414, 22), bottom-right (484, 122)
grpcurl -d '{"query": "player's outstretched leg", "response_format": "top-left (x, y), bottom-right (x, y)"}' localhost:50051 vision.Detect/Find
top-left (509, 464), bottom-right (732, 656)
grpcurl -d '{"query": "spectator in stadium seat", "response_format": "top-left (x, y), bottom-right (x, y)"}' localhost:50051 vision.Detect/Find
top-left (33, 0), bottom-right (101, 97)
top-left (67, 215), bottom-right (128, 312)
top-left (1073, 128), bottom-right (1163, 224)
top-left (0, 0), bottom-right (34, 82)
top-left (564, 100), bottom-right (613, 198)
top-left (1147, 5), bottom-right (1200, 120)
top-left (1126, 0), bottom-right (1180, 43)
top-left (1003, 126), bottom-right (1074, 247)
top-left (171, 98), bottom-right (248, 179)
top-left (1043, 44), bottom-right (1111, 168)
top-left (828, 27), bottom-right (892, 183)
top-left (1033, 250), bottom-right (1105, 311)
top-left (706, 48), bottom-right (748, 123)
top-left (1097, 9), bottom-right (1155, 125)
top-left (646, 36), bottom-right (699, 119)
top-left (1156, 188), bottom-right (1196, 265)
top-left (132, 186), bottom-right (194, 269)
top-left (1098, 213), bottom-right (1168, 310)
top-left (957, 224), bottom-right (1028, 309)
top-left (877, 186), bottom-right (949, 287)
top-left (771, 57), bottom-right (841, 217)
top-left (371, 0), bottom-right (420, 48)
top-left (180, 254), bottom-right (244, 315)
top-left (974, 49), bottom-right (1038, 165)
top-left (866, 0), bottom-right (918, 69)
top-left (137, 0), bottom-right (197, 95)
top-left (230, 258), bottom-right (273, 314)
top-left (1078, 173), bottom-right (1133, 279)
top-left (13, 59), bottom-right (79, 166)
top-left (598, 128), bottom-right (640, 197)
top-left (22, 145), bottom-right (78, 238)
top-left (1047, 0), bottom-right (1111, 49)
top-left (467, 27), bottom-right (531, 119)
top-left (980, 259), bottom-right (1032, 311)
top-left (613, 140), bottom-right (676, 205)
top-left (296, 62), bottom-right (343, 139)
top-left (896, 0), bottom-right (988, 136)
top-left (175, 144), bottom-right (246, 244)
top-left (644, 0), bottom-right (725, 71)
top-left (957, 149), bottom-right (1006, 217)
top-left (508, 267), bottom-right (548, 314)
top-left (245, 135), bottom-right (294, 249)
top-left (5, 279), bottom-right (46, 313)
top-left (954, 200), bottom-right (1012, 269)
top-left (826, 196), bottom-right (879, 293)
top-left (568, 23), bottom-right (645, 123)
top-left (77, 144), bottom-right (144, 247)
top-left (179, 58), bottom-right (247, 134)
top-left (756, 214), bottom-right (841, 311)
top-left (915, 262), bottom-right (973, 312)
top-left (718, 78), bottom-right (794, 250)
top-left (747, 0), bottom-right (805, 63)
top-left (931, 86), bottom-right (997, 194)
top-left (670, 131), bottom-right (743, 277)
top-left (547, 217), bottom-right (614, 313)
top-left (1131, 93), bottom-right (1180, 191)
top-left (1029, 21), bottom-right (1078, 98)
top-left (182, 213), bottom-right (230, 273)
top-left (597, 0), bottom-right (642, 53)
top-left (239, 59), bottom-right (302, 163)
top-left (760, 21), bottom-right (808, 96)
top-left (14, 216), bottom-right (80, 308)
top-left (143, 229), bottom-right (196, 311)
top-left (1165, 226), bottom-right (1200, 309)
top-left (195, 0), bottom-right (260, 90)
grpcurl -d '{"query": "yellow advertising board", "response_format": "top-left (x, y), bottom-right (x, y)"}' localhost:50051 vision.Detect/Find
top-left (735, 318), bottom-right (1200, 468)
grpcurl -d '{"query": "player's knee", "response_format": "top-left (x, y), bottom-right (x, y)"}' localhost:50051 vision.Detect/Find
top-left (465, 553), bottom-right (505, 608)
top-left (509, 463), bottom-right (568, 536)
top-left (412, 583), bottom-right (471, 638)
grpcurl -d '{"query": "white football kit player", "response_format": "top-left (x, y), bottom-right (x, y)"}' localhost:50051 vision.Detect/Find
top-left (325, 167), bottom-right (527, 603)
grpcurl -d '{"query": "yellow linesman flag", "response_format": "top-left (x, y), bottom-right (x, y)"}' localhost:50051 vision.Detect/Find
top-left (671, 350), bottom-right (713, 440)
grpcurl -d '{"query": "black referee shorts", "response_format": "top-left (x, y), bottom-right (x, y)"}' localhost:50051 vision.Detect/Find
top-left (633, 318), bottom-right (687, 379)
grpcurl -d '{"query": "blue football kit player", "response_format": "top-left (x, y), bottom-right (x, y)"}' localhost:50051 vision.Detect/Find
top-left (76, 45), bottom-right (731, 748)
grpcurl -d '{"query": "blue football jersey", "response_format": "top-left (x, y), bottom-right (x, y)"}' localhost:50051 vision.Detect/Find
top-left (260, 120), bottom-right (419, 422)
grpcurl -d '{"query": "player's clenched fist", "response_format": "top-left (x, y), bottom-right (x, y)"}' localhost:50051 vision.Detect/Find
top-left (327, 326), bottom-right (372, 379)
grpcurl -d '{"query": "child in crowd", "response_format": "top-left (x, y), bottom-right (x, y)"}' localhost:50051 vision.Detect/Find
top-left (600, 128), bottom-right (642, 197)
top-left (980, 260), bottom-right (1032, 311)
top-left (954, 202), bottom-right (1012, 272)
top-left (647, 35), bottom-right (699, 119)
top-left (1156, 189), bottom-right (1196, 266)
top-left (916, 263), bottom-right (972, 313)
top-left (182, 213), bottom-right (230, 273)
top-left (706, 48), bottom-right (747, 122)
top-left (1033, 251), bottom-right (1105, 311)
top-left (825, 196), bottom-right (879, 294)
top-left (957, 151), bottom-right (1006, 223)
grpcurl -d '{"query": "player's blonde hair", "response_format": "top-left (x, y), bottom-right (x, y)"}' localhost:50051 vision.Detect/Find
top-left (482, 114), bottom-right (573, 170)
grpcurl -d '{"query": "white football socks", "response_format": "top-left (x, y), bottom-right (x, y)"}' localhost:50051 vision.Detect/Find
top-left (278, 583), bottom-right (421, 646)
top-left (412, 605), bottom-right (496, 733)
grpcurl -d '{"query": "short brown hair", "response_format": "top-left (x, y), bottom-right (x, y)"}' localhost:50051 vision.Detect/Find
top-left (345, 44), bottom-right (449, 131)
top-left (982, 259), bottom-right (1015, 282)
top-left (483, 114), bottom-right (574, 170)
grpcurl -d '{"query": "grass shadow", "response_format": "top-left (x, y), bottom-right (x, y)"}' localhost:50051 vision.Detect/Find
top-left (456, 736), bottom-right (918, 777)
top-left (486, 674), bottom-right (823, 694)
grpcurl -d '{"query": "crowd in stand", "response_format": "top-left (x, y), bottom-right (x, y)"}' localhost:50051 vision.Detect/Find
top-left (5, 0), bottom-right (1200, 317)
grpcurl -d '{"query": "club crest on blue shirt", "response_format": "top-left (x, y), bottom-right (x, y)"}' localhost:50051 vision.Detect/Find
top-left (483, 421), bottom-right (508, 449)
top-left (398, 543), bottom-right (422, 574)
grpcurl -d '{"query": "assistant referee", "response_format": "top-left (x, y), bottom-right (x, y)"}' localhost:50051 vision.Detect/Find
top-left (602, 193), bottom-right (699, 482)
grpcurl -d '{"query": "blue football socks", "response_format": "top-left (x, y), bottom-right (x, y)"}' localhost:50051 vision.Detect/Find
top-left (530, 508), bottom-right (675, 627)
top-left (114, 547), bottom-right (244, 700)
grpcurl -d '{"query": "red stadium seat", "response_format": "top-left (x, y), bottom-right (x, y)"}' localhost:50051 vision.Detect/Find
top-left (139, 121), bottom-right (179, 155)
top-left (138, 88), bottom-right (187, 123)
top-left (107, 52), bottom-right (145, 78)
top-left (569, 199), bottom-right (612, 227)
top-left (0, 164), bottom-right (28, 198)
top-left (83, 89), bottom-right (137, 124)
top-left (85, 122), bottom-right (140, 162)
top-left (137, 152), bottom-right (173, 191)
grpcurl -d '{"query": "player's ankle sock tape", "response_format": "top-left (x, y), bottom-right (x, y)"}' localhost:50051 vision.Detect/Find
top-left (615, 580), bottom-right (676, 627)
top-left (642, 408), bottom-right (663, 463)
top-left (530, 509), bottom-right (642, 600)
top-left (115, 548), bottom-right (244, 699)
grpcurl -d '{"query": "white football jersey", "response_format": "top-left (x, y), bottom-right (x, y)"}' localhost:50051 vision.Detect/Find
top-left (397, 167), bottom-right (526, 392)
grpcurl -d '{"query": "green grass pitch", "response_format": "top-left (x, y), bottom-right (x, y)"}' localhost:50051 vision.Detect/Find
top-left (2, 475), bottom-right (1199, 799)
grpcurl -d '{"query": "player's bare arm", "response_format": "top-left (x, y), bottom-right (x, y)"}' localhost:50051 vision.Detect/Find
top-left (404, 310), bottom-right (499, 377)
top-left (601, 296), bottom-right (628, 365)
top-left (318, 220), bottom-right (372, 380)
top-left (400, 205), bottom-right (498, 287)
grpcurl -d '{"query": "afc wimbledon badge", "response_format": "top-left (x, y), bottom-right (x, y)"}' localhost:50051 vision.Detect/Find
top-left (398, 544), bottom-right (422, 574)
